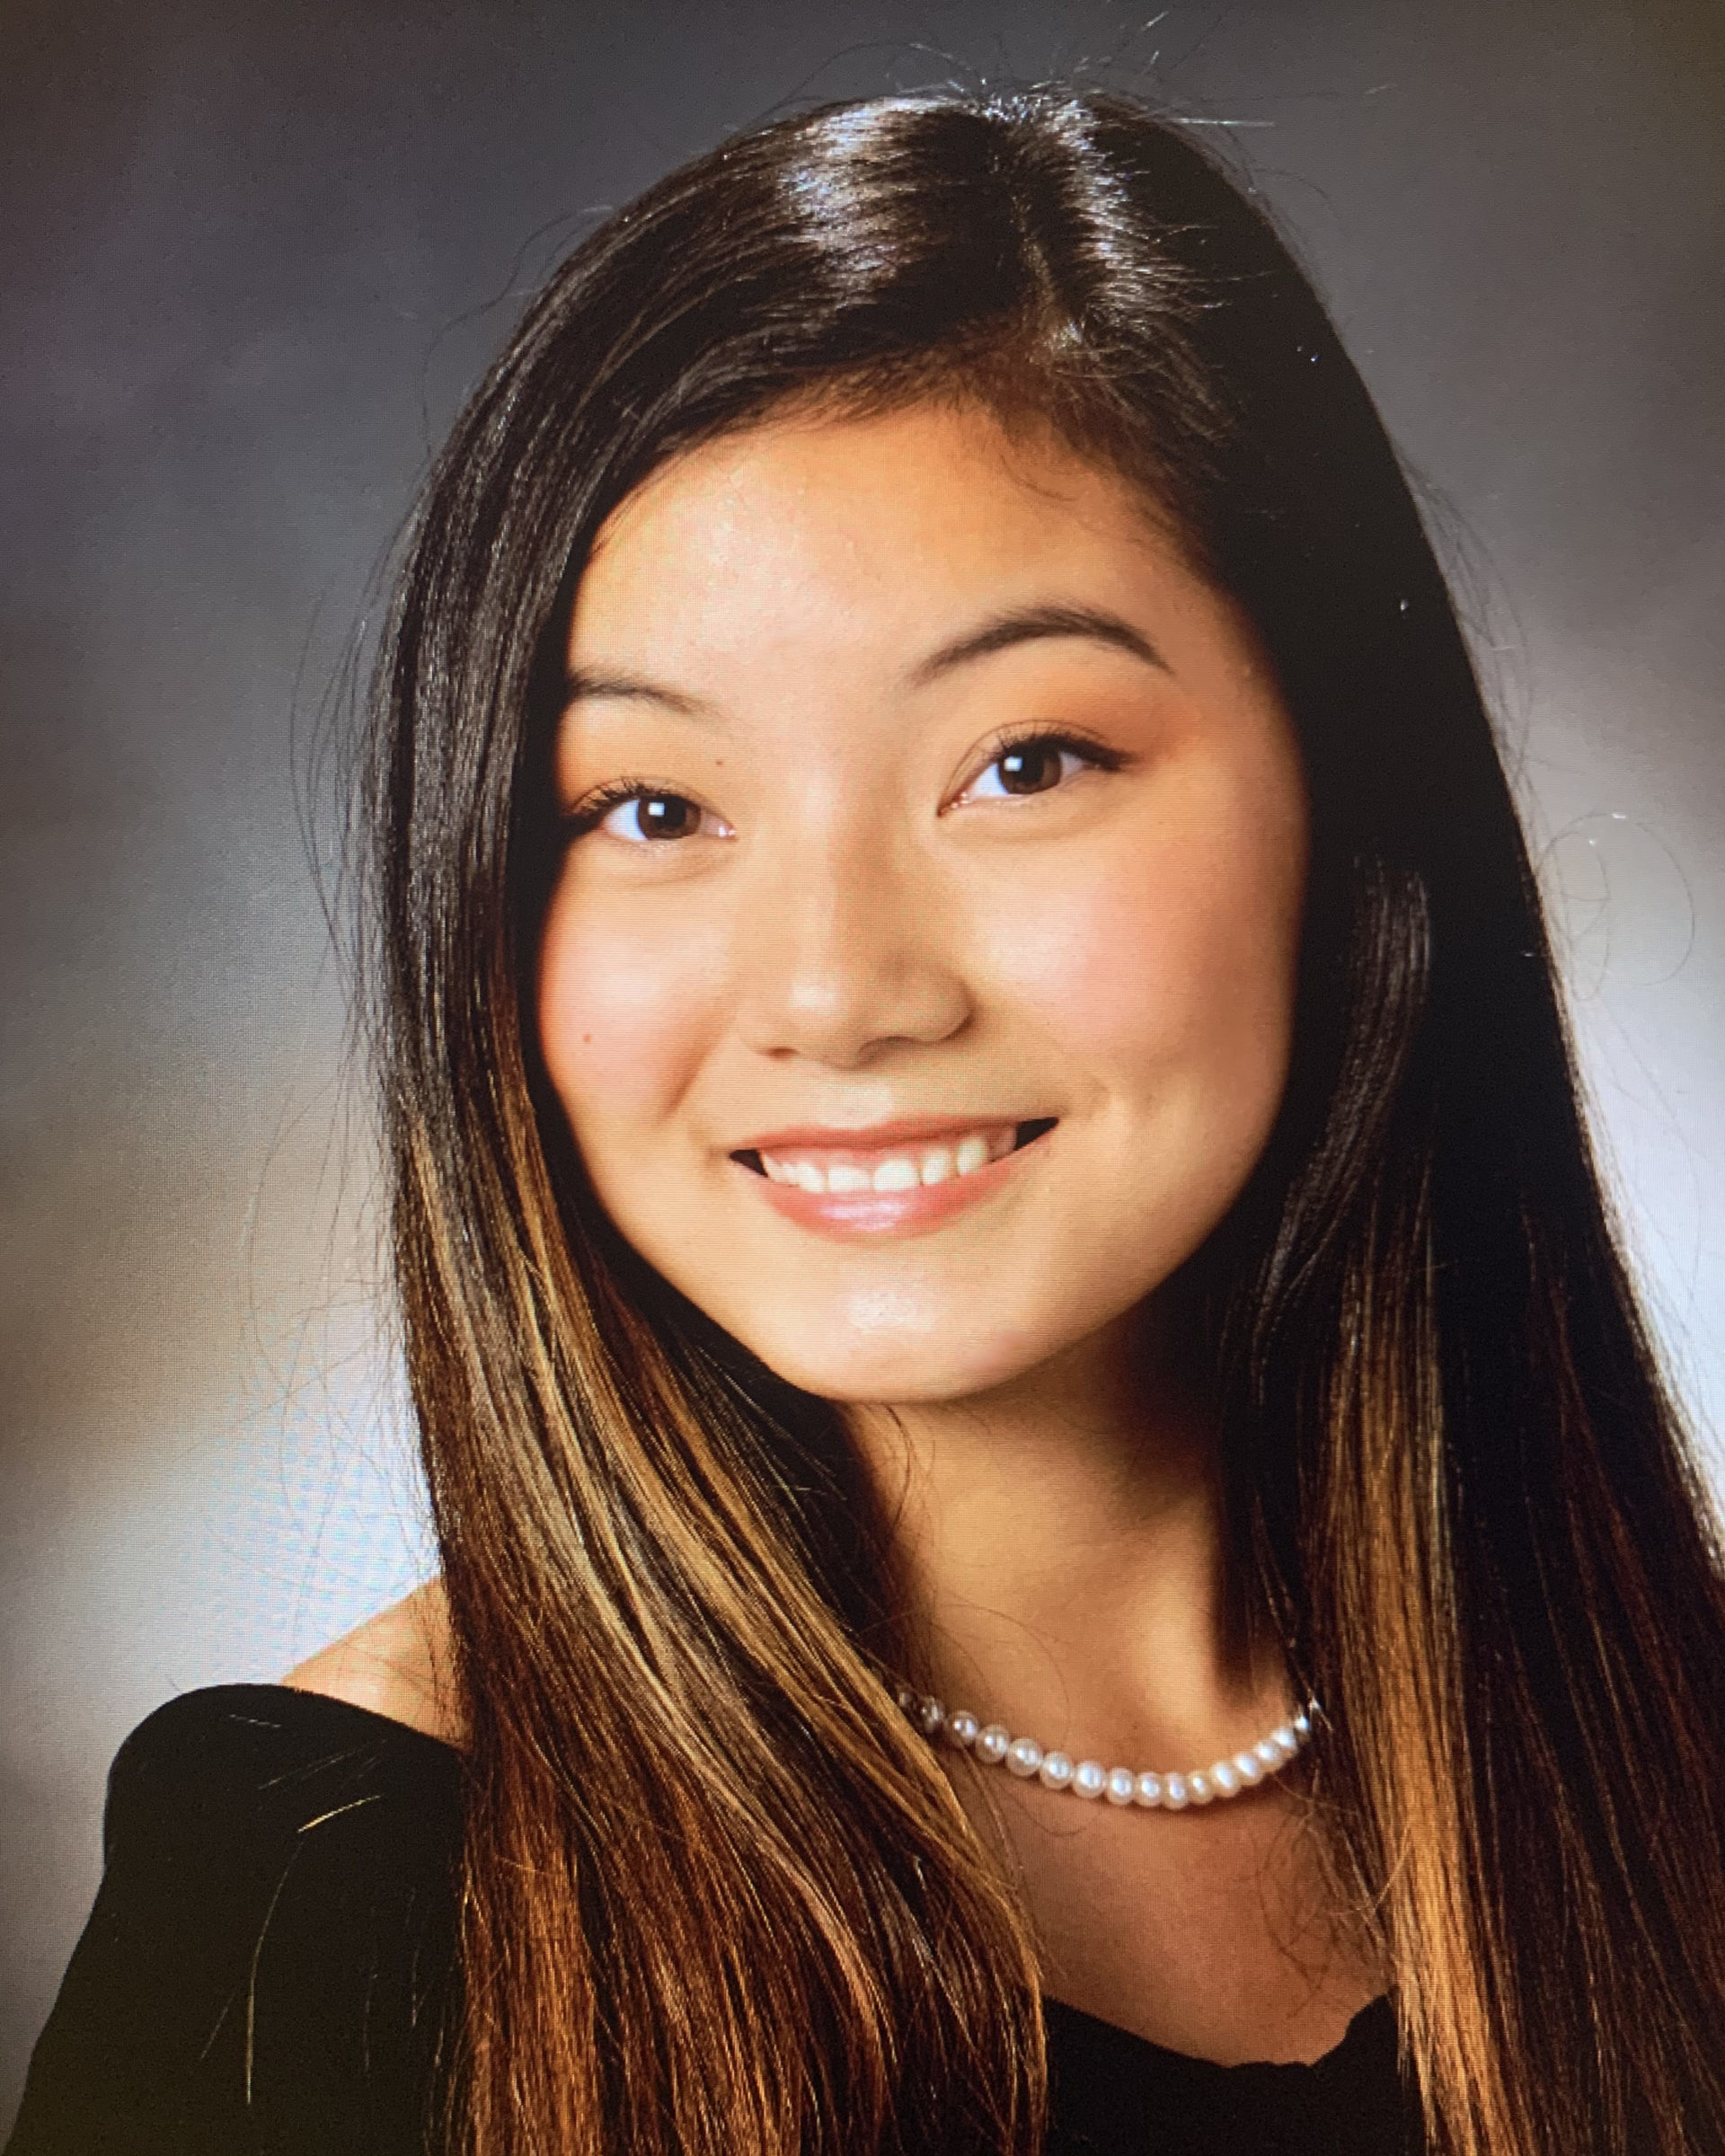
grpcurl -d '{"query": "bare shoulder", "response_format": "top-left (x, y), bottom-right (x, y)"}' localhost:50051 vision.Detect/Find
top-left (282, 1577), bottom-right (463, 1747)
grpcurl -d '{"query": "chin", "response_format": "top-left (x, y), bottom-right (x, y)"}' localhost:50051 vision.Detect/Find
top-left (737, 1306), bottom-right (1055, 1409)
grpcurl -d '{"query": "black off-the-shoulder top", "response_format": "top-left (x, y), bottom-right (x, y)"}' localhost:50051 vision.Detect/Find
top-left (5, 1686), bottom-right (1424, 2154)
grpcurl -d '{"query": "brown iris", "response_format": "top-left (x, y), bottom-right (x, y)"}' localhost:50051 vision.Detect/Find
top-left (995, 743), bottom-right (1064, 795)
top-left (632, 793), bottom-right (702, 838)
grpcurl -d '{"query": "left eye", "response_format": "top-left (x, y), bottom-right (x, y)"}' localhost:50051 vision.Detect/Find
top-left (965, 738), bottom-right (1095, 800)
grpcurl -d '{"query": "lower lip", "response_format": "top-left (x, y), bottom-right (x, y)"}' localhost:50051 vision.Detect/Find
top-left (739, 1129), bottom-right (1052, 1242)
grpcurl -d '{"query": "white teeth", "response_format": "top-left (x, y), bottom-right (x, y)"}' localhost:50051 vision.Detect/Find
top-left (756, 1123), bottom-right (1035, 1195)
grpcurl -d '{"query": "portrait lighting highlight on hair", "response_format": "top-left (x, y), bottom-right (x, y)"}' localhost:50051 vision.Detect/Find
top-left (9, 83), bottom-right (1725, 2156)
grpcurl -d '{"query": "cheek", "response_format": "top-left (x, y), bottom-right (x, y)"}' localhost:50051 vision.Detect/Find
top-left (536, 879), bottom-right (728, 1134)
top-left (978, 793), bottom-right (1304, 1107)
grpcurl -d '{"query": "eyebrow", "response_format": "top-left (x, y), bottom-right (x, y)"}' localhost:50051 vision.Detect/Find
top-left (562, 666), bottom-right (712, 717)
top-left (907, 603), bottom-right (1170, 686)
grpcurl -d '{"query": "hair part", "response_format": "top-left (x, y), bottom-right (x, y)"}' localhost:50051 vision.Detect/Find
top-left (361, 86), bottom-right (1725, 2155)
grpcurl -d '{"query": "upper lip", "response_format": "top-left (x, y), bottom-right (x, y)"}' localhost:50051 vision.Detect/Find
top-left (731, 1114), bottom-right (1039, 1155)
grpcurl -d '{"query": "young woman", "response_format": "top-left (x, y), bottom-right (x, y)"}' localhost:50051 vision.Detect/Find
top-left (11, 86), bottom-right (1725, 2156)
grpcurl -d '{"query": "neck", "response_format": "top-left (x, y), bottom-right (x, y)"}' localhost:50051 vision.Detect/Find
top-left (847, 1303), bottom-right (1287, 1766)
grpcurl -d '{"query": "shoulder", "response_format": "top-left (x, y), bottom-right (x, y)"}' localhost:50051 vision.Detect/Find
top-left (108, 1671), bottom-right (463, 1856)
top-left (8, 1679), bottom-right (464, 2153)
top-left (281, 1578), bottom-right (463, 1748)
top-left (97, 1674), bottom-right (464, 1991)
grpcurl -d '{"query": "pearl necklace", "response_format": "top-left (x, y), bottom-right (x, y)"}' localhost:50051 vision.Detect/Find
top-left (896, 1685), bottom-right (1317, 1809)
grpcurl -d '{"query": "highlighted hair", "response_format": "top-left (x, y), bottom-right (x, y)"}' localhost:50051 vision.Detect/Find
top-left (361, 89), bottom-right (1725, 2154)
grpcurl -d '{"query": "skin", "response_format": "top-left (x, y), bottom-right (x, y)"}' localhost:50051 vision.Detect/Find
top-left (289, 401), bottom-right (1381, 2064)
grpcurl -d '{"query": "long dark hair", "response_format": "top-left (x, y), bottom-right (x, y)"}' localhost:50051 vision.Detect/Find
top-left (361, 87), bottom-right (1725, 2155)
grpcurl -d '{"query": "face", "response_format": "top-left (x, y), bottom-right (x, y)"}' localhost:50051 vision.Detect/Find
top-left (538, 402), bottom-right (1307, 1405)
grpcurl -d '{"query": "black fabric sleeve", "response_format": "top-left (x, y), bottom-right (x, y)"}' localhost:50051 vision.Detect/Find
top-left (4, 1685), bottom-right (463, 2156)
top-left (10, 1685), bottom-right (1426, 2156)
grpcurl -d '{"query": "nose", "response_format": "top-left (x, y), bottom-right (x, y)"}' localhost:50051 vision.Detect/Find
top-left (731, 815), bottom-right (971, 1068)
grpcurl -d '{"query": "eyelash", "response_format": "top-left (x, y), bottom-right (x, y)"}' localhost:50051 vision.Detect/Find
top-left (562, 728), bottom-right (1128, 841)
top-left (951, 724), bottom-right (1128, 807)
top-left (559, 777), bottom-right (710, 842)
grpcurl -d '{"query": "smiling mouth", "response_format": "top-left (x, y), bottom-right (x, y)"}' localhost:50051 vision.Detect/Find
top-left (730, 1118), bottom-right (1057, 1195)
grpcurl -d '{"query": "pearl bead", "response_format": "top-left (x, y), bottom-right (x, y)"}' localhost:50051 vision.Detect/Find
top-left (900, 1686), bottom-right (1320, 1811)
top-left (975, 1723), bottom-right (1011, 1765)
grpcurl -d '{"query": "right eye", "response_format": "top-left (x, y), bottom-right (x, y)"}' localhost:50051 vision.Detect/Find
top-left (572, 785), bottom-right (733, 844)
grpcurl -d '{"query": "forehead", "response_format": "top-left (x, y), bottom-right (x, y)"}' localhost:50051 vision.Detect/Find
top-left (566, 402), bottom-right (1185, 677)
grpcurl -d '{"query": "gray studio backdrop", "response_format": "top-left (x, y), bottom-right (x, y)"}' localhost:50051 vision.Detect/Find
top-left (3, 0), bottom-right (1721, 2123)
